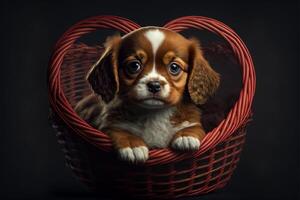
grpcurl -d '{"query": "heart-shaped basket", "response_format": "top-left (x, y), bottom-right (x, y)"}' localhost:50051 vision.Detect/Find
top-left (48, 15), bottom-right (256, 199)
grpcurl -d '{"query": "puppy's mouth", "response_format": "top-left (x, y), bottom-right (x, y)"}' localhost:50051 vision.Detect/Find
top-left (137, 97), bottom-right (167, 109)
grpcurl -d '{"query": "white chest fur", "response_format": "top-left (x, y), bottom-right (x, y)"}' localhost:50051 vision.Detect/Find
top-left (109, 107), bottom-right (199, 148)
top-left (139, 107), bottom-right (175, 148)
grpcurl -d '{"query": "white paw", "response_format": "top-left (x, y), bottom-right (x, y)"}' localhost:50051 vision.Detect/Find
top-left (118, 146), bottom-right (149, 163)
top-left (172, 136), bottom-right (200, 151)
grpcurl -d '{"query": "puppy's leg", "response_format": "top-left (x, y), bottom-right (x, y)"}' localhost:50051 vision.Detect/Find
top-left (171, 125), bottom-right (205, 151)
top-left (105, 128), bottom-right (149, 163)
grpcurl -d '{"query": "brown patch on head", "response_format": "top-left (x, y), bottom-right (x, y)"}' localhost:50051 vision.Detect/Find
top-left (116, 30), bottom-right (154, 99)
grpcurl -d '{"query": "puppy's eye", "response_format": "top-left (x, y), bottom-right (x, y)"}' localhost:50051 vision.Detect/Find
top-left (126, 61), bottom-right (142, 75)
top-left (168, 62), bottom-right (182, 76)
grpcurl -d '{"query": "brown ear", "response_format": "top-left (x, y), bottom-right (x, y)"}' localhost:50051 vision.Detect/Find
top-left (86, 36), bottom-right (121, 103)
top-left (188, 39), bottom-right (220, 105)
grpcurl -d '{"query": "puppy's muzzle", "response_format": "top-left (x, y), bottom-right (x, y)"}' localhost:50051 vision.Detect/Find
top-left (147, 81), bottom-right (161, 94)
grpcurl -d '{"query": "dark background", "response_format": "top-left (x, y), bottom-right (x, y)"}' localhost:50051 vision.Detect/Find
top-left (1, 0), bottom-right (299, 199)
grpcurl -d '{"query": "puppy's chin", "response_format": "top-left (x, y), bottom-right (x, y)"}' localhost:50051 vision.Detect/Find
top-left (138, 99), bottom-right (167, 109)
top-left (126, 96), bottom-right (171, 109)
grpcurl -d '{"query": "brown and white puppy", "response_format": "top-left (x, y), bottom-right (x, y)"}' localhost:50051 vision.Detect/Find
top-left (75, 27), bottom-right (220, 163)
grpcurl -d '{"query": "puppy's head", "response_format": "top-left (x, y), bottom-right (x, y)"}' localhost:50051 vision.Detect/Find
top-left (87, 27), bottom-right (220, 108)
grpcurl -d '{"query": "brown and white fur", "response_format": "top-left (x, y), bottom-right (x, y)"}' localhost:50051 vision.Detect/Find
top-left (75, 27), bottom-right (220, 163)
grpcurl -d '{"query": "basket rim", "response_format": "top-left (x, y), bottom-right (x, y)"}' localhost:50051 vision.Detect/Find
top-left (47, 15), bottom-right (256, 166)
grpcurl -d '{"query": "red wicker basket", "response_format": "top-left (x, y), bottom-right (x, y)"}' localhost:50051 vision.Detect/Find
top-left (48, 16), bottom-right (256, 199)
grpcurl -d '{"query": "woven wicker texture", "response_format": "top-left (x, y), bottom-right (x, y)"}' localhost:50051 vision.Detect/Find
top-left (48, 16), bottom-right (256, 199)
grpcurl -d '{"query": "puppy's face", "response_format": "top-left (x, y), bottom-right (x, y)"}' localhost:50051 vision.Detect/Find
top-left (117, 29), bottom-right (191, 108)
top-left (87, 27), bottom-right (220, 108)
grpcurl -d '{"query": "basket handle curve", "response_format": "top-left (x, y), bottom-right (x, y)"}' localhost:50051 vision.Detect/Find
top-left (48, 15), bottom-right (256, 166)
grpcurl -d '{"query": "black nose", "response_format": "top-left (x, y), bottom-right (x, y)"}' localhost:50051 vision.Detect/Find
top-left (147, 81), bottom-right (161, 93)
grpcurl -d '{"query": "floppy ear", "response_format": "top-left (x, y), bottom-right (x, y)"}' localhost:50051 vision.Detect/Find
top-left (86, 36), bottom-right (121, 103)
top-left (188, 39), bottom-right (220, 105)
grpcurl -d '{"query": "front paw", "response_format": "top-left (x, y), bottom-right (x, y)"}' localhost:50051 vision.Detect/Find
top-left (171, 136), bottom-right (200, 151)
top-left (118, 146), bottom-right (149, 163)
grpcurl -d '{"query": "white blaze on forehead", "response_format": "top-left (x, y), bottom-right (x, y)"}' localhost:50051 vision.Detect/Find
top-left (144, 29), bottom-right (165, 56)
top-left (134, 29), bottom-right (170, 99)
top-left (143, 29), bottom-right (166, 79)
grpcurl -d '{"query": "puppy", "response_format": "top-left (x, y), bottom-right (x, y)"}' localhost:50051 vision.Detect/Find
top-left (75, 27), bottom-right (220, 163)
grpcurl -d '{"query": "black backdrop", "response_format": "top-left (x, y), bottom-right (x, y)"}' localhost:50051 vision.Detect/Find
top-left (1, 0), bottom-right (299, 199)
